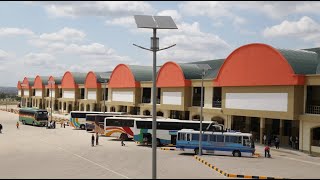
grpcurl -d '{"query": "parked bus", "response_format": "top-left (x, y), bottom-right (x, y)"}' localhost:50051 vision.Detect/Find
top-left (176, 129), bottom-right (255, 157)
top-left (69, 111), bottom-right (105, 130)
top-left (19, 108), bottom-right (48, 127)
top-left (102, 115), bottom-right (153, 139)
top-left (85, 112), bottom-right (127, 132)
top-left (104, 117), bottom-right (220, 146)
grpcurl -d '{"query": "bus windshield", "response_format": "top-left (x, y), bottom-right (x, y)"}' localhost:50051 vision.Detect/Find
top-left (36, 111), bottom-right (48, 120)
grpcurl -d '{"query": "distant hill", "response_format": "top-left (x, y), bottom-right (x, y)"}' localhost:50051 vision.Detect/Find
top-left (0, 87), bottom-right (18, 95)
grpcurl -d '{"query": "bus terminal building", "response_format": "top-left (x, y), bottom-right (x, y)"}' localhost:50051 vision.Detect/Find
top-left (17, 43), bottom-right (320, 156)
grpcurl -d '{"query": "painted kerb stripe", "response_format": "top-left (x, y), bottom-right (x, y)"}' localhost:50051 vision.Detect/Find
top-left (194, 155), bottom-right (287, 179)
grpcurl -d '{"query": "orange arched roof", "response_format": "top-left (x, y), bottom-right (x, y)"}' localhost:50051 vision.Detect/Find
top-left (45, 76), bottom-right (59, 89)
top-left (108, 64), bottom-right (140, 88)
top-left (156, 61), bottom-right (191, 87)
top-left (17, 81), bottom-right (22, 90)
top-left (33, 75), bottom-right (44, 89)
top-left (22, 77), bottom-right (30, 89)
top-left (213, 43), bottom-right (305, 86)
top-left (61, 71), bottom-right (78, 89)
top-left (85, 71), bottom-right (101, 88)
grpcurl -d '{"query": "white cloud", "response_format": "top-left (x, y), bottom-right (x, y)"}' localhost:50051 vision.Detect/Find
top-left (39, 27), bottom-right (85, 42)
top-left (263, 16), bottom-right (320, 43)
top-left (23, 53), bottom-right (55, 67)
top-left (34, 1), bottom-right (155, 18)
top-left (156, 22), bottom-right (231, 63)
top-left (0, 28), bottom-right (34, 37)
top-left (0, 49), bottom-right (11, 62)
top-left (106, 16), bottom-right (136, 28)
top-left (157, 10), bottom-right (182, 22)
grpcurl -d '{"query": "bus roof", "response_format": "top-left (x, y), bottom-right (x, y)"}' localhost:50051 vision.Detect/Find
top-left (178, 129), bottom-right (252, 136)
top-left (104, 117), bottom-right (213, 123)
top-left (19, 108), bottom-right (48, 113)
top-left (70, 111), bottom-right (105, 113)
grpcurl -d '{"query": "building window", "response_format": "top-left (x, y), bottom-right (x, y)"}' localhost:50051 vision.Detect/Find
top-left (80, 88), bottom-right (85, 99)
top-left (212, 87), bottom-right (222, 108)
top-left (192, 87), bottom-right (204, 106)
top-left (142, 88), bottom-right (151, 103)
top-left (157, 88), bottom-right (161, 104)
top-left (312, 127), bottom-right (320, 147)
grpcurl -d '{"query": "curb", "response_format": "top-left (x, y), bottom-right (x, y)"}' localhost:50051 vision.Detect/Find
top-left (194, 155), bottom-right (287, 179)
top-left (160, 147), bottom-right (176, 151)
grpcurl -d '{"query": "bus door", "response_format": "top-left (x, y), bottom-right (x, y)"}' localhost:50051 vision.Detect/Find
top-left (169, 130), bottom-right (177, 145)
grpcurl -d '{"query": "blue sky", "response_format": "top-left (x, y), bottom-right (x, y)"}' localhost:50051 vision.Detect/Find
top-left (1, 1), bottom-right (320, 86)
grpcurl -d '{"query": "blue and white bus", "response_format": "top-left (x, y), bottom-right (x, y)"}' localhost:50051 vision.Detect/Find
top-left (176, 129), bottom-right (255, 157)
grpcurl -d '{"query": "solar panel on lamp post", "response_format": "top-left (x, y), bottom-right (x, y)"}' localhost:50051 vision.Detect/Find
top-left (133, 15), bottom-right (177, 179)
top-left (195, 64), bottom-right (211, 156)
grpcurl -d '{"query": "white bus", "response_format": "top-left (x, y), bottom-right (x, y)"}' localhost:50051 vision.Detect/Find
top-left (104, 117), bottom-right (221, 146)
top-left (69, 111), bottom-right (104, 130)
top-left (176, 129), bottom-right (255, 157)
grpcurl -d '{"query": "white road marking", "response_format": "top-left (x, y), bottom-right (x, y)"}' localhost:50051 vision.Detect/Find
top-left (275, 155), bottom-right (320, 166)
top-left (39, 138), bottom-right (130, 179)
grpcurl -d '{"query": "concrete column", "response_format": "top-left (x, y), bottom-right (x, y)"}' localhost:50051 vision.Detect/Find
top-left (127, 106), bottom-right (131, 114)
top-left (279, 119), bottom-right (284, 143)
top-left (260, 118), bottom-right (265, 144)
top-left (90, 104), bottom-right (94, 111)
top-left (66, 102), bottom-right (69, 113)
top-left (204, 87), bottom-right (213, 108)
top-left (245, 116), bottom-right (251, 133)
top-left (226, 115), bottom-right (232, 129)
top-left (299, 120), bottom-right (303, 151)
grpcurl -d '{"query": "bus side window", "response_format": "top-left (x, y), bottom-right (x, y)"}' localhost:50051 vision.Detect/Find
top-left (202, 134), bottom-right (208, 141)
top-left (187, 134), bottom-right (191, 141)
top-left (217, 135), bottom-right (224, 142)
top-left (209, 135), bottom-right (216, 142)
top-left (192, 134), bottom-right (199, 141)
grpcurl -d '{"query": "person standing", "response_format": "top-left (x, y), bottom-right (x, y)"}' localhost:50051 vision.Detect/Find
top-left (275, 136), bottom-right (280, 149)
top-left (91, 134), bottom-right (95, 147)
top-left (289, 136), bottom-right (293, 148)
top-left (96, 132), bottom-right (99, 146)
top-left (16, 121), bottom-right (19, 129)
top-left (263, 134), bottom-right (267, 145)
top-left (120, 134), bottom-right (125, 146)
top-left (295, 136), bottom-right (299, 150)
top-left (0, 123), bottom-right (3, 133)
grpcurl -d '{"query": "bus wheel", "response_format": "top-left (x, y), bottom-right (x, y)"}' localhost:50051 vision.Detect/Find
top-left (80, 125), bottom-right (85, 130)
top-left (156, 139), bottom-right (161, 147)
top-left (194, 148), bottom-right (199, 155)
top-left (233, 150), bottom-right (241, 157)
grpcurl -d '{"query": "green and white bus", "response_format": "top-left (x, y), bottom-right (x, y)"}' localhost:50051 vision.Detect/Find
top-left (19, 108), bottom-right (48, 126)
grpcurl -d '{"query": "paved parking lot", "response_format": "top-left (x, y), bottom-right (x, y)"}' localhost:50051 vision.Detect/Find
top-left (0, 110), bottom-right (224, 179)
top-left (1, 108), bottom-right (320, 179)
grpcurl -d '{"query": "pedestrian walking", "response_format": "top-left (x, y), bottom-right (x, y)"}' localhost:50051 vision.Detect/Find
top-left (120, 134), bottom-right (125, 146)
top-left (0, 123), bottom-right (3, 133)
top-left (289, 136), bottom-right (293, 148)
top-left (295, 136), bottom-right (299, 150)
top-left (91, 134), bottom-right (95, 147)
top-left (16, 121), bottom-right (19, 129)
top-left (263, 134), bottom-right (267, 145)
top-left (275, 136), bottom-right (280, 149)
top-left (63, 122), bottom-right (66, 128)
top-left (96, 132), bottom-right (99, 146)
top-left (264, 145), bottom-right (271, 158)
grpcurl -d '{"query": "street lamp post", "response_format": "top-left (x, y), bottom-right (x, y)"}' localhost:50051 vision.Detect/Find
top-left (133, 15), bottom-right (177, 179)
top-left (48, 80), bottom-right (55, 127)
top-left (195, 64), bottom-right (211, 156)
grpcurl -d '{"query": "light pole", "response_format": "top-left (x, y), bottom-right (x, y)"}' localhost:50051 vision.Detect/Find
top-left (133, 15), bottom-right (177, 179)
top-left (195, 64), bottom-right (211, 156)
top-left (48, 80), bottom-right (55, 127)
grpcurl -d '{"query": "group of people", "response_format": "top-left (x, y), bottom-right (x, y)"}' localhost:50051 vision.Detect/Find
top-left (289, 136), bottom-right (299, 150)
top-left (47, 121), bottom-right (56, 129)
top-left (91, 132), bottom-right (126, 147)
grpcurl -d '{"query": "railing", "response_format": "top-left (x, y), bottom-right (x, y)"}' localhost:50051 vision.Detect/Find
top-left (142, 97), bottom-right (151, 103)
top-left (212, 100), bottom-right (221, 108)
top-left (306, 105), bottom-right (320, 114)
